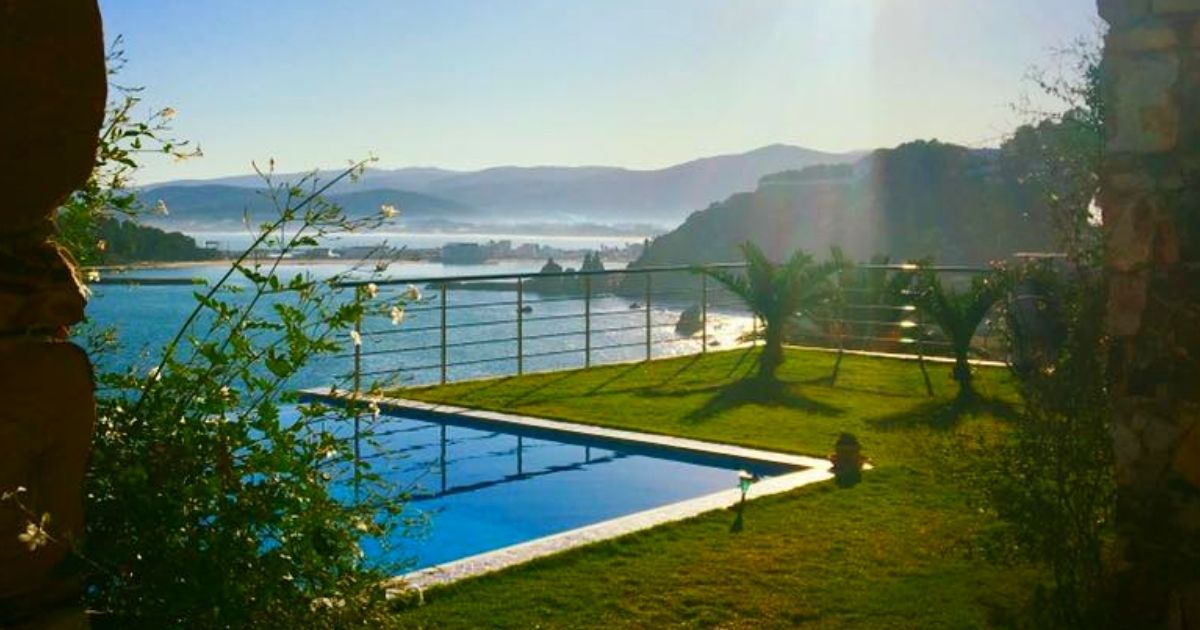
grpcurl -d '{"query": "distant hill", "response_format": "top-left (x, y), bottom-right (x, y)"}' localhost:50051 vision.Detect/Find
top-left (138, 184), bottom-right (478, 230)
top-left (97, 218), bottom-right (221, 264)
top-left (143, 144), bottom-right (863, 228)
top-left (625, 140), bottom-right (1054, 280)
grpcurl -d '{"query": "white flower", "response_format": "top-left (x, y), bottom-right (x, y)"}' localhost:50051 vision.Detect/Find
top-left (380, 204), bottom-right (398, 219)
top-left (154, 199), bottom-right (170, 216)
top-left (367, 401), bottom-right (381, 419)
top-left (17, 519), bottom-right (50, 551)
top-left (404, 284), bottom-right (421, 301)
top-left (364, 283), bottom-right (379, 299)
top-left (349, 330), bottom-right (362, 347)
top-left (389, 305), bottom-right (405, 326)
top-left (85, 270), bottom-right (101, 283)
top-left (96, 239), bottom-right (107, 252)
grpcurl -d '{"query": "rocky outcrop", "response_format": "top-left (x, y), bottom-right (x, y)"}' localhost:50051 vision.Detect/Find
top-left (0, 1), bottom-right (106, 626)
top-left (1098, 0), bottom-right (1200, 625)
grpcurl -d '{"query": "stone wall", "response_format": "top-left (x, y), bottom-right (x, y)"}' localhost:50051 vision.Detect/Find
top-left (0, 1), bottom-right (106, 627)
top-left (1099, 0), bottom-right (1200, 626)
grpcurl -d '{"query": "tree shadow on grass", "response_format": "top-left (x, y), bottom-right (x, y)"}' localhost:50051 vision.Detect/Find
top-left (501, 370), bottom-right (584, 406)
top-left (640, 376), bottom-right (844, 423)
top-left (655, 354), bottom-right (703, 387)
top-left (725, 346), bottom-right (758, 379)
top-left (585, 363), bottom-right (645, 396)
top-left (867, 394), bottom-right (1019, 431)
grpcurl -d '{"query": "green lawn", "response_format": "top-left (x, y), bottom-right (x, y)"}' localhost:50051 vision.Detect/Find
top-left (388, 347), bottom-right (1038, 629)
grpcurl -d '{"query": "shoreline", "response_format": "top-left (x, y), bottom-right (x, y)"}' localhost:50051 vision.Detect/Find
top-left (92, 256), bottom-right (638, 272)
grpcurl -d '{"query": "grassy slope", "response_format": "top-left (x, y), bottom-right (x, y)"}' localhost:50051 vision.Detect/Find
top-left (389, 348), bottom-right (1036, 629)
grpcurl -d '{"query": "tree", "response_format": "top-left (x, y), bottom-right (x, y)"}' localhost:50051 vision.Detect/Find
top-left (55, 39), bottom-right (199, 267)
top-left (80, 165), bottom-right (411, 627)
top-left (910, 266), bottom-right (1008, 401)
top-left (700, 242), bottom-right (834, 382)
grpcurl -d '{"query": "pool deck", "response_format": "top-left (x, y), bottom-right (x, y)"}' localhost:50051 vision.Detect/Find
top-left (300, 387), bottom-right (836, 591)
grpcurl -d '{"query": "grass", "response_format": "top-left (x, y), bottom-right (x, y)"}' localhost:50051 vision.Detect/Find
top-left (386, 347), bottom-right (1038, 629)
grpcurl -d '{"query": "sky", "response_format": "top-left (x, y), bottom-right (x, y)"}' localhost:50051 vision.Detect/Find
top-left (99, 0), bottom-right (1101, 184)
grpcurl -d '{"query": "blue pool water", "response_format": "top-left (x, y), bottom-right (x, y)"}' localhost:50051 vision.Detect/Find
top-left (321, 407), bottom-right (796, 570)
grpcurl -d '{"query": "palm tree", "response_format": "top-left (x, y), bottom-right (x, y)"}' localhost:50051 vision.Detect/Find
top-left (910, 266), bottom-right (1008, 400)
top-left (821, 248), bottom-right (915, 384)
top-left (701, 242), bottom-right (835, 382)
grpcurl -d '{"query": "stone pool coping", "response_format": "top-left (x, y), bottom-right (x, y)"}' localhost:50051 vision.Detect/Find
top-left (300, 388), bottom-right (836, 590)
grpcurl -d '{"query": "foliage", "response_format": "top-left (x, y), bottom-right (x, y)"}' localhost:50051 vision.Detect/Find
top-left (56, 39), bottom-right (200, 267)
top-left (94, 216), bottom-right (221, 264)
top-left (1005, 36), bottom-right (1105, 266)
top-left (910, 265), bottom-right (1008, 400)
top-left (960, 36), bottom-right (1115, 626)
top-left (699, 243), bottom-right (834, 382)
top-left (965, 263), bottom-right (1114, 626)
top-left (81, 164), bottom-right (417, 628)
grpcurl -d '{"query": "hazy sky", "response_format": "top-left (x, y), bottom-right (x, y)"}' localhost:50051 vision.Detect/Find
top-left (99, 0), bottom-right (1101, 183)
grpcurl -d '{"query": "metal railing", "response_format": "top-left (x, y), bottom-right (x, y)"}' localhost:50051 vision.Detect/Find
top-left (335, 262), bottom-right (998, 390)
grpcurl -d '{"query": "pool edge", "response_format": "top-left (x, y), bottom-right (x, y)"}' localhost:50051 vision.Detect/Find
top-left (299, 387), bottom-right (835, 590)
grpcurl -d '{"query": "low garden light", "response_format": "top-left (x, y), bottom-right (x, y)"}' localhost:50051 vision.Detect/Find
top-left (737, 469), bottom-right (757, 501)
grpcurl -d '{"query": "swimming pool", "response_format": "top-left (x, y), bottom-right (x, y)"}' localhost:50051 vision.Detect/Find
top-left (304, 397), bottom-right (815, 574)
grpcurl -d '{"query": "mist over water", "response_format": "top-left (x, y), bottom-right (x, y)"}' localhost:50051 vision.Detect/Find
top-left (184, 231), bottom-right (651, 253)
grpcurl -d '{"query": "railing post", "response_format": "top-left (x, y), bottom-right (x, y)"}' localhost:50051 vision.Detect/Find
top-left (913, 291), bottom-right (934, 398)
top-left (517, 435), bottom-right (524, 476)
top-left (440, 281), bottom-right (447, 385)
top-left (644, 272), bottom-right (652, 361)
top-left (584, 275), bottom-right (592, 368)
top-left (439, 423), bottom-right (447, 493)
top-left (831, 266), bottom-right (845, 386)
top-left (352, 294), bottom-right (363, 498)
top-left (517, 277), bottom-right (525, 375)
top-left (701, 271), bottom-right (708, 353)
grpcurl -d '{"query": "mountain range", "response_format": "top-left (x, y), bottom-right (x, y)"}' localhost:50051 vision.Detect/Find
top-left (140, 144), bottom-right (863, 231)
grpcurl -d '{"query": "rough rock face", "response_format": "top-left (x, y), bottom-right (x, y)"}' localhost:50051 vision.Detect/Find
top-left (0, 1), bottom-right (106, 626)
top-left (1099, 0), bottom-right (1200, 626)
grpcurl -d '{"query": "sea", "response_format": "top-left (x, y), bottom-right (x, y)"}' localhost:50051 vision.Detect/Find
top-left (86, 253), bottom-right (754, 391)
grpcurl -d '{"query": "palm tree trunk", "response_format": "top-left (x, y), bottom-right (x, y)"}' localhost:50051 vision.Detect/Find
top-left (831, 347), bottom-right (844, 385)
top-left (759, 323), bottom-right (785, 382)
top-left (1099, 2), bottom-right (1200, 624)
top-left (953, 353), bottom-right (974, 401)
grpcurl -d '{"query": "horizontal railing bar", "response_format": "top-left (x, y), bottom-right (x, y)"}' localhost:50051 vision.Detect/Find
top-left (522, 330), bottom-right (585, 342)
top-left (440, 354), bottom-right (516, 368)
top-left (589, 323), bottom-right (652, 334)
top-left (362, 323), bottom-right (444, 336)
top-left (444, 318), bottom-right (520, 331)
top-left (522, 312), bottom-right (589, 324)
top-left (589, 340), bottom-right (651, 352)
top-left (339, 262), bottom-right (991, 288)
top-left (359, 363), bottom-right (440, 377)
top-left (521, 347), bottom-right (588, 360)
top-left (336, 263), bottom-right (749, 287)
